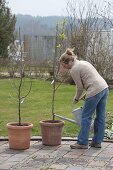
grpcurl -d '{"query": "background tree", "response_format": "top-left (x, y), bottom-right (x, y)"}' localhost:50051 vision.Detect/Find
top-left (0, 0), bottom-right (16, 58)
top-left (66, 0), bottom-right (113, 80)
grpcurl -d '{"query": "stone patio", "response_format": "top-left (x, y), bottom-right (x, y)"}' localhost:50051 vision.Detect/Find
top-left (0, 138), bottom-right (113, 170)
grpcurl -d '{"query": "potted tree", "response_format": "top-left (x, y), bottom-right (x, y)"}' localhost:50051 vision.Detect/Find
top-left (6, 28), bottom-right (33, 150)
top-left (40, 20), bottom-right (66, 146)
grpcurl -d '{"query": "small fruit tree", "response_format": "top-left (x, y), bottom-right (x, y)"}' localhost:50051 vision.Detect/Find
top-left (8, 27), bottom-right (32, 126)
top-left (51, 19), bottom-right (67, 120)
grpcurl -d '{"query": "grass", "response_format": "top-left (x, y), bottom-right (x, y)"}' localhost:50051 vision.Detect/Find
top-left (0, 78), bottom-right (113, 137)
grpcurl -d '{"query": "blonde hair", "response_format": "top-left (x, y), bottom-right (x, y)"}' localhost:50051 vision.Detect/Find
top-left (59, 48), bottom-right (77, 64)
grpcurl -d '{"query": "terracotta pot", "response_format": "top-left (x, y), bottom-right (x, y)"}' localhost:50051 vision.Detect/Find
top-left (40, 120), bottom-right (64, 146)
top-left (6, 122), bottom-right (33, 150)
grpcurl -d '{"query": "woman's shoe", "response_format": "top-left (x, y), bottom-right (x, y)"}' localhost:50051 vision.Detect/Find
top-left (90, 141), bottom-right (101, 148)
top-left (70, 143), bottom-right (88, 149)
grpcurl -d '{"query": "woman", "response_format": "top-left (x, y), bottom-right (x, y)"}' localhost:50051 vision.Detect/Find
top-left (59, 48), bottom-right (109, 149)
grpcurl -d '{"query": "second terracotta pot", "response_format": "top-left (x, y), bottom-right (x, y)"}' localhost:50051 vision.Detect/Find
top-left (40, 120), bottom-right (64, 146)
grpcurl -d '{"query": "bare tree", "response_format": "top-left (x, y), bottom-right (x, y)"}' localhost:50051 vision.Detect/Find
top-left (51, 20), bottom-right (67, 120)
top-left (87, 29), bottom-right (113, 80)
top-left (8, 28), bottom-right (32, 125)
top-left (66, 0), bottom-right (113, 80)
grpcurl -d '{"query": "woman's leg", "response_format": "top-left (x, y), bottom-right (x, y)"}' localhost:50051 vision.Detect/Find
top-left (77, 96), bottom-right (97, 145)
top-left (77, 88), bottom-right (109, 145)
top-left (93, 88), bottom-right (109, 143)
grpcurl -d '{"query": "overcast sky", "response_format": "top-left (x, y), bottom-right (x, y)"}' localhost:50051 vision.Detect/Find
top-left (6, 0), bottom-right (112, 17)
top-left (6, 0), bottom-right (67, 16)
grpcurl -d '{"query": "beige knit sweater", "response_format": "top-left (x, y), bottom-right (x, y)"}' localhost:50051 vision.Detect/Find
top-left (70, 59), bottom-right (108, 100)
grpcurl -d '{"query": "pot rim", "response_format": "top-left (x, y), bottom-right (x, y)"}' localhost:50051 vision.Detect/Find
top-left (6, 122), bottom-right (33, 129)
top-left (40, 119), bottom-right (64, 127)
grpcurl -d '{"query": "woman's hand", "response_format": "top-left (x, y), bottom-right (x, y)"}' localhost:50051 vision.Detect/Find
top-left (73, 97), bottom-right (79, 104)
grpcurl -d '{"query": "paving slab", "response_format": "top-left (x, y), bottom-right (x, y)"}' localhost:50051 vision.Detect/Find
top-left (0, 140), bottom-right (113, 170)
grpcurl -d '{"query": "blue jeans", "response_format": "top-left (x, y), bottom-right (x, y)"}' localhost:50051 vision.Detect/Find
top-left (77, 88), bottom-right (109, 145)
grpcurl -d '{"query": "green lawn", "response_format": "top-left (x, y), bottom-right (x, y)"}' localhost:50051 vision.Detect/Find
top-left (0, 78), bottom-right (113, 137)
